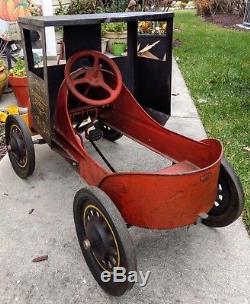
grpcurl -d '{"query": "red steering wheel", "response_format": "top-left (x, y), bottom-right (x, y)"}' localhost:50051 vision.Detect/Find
top-left (64, 50), bottom-right (123, 106)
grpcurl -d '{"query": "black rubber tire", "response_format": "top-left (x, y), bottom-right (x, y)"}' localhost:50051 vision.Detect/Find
top-left (73, 186), bottom-right (137, 296)
top-left (202, 157), bottom-right (244, 227)
top-left (5, 115), bottom-right (35, 179)
top-left (100, 123), bottom-right (123, 142)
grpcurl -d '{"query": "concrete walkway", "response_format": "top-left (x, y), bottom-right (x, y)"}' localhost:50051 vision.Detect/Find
top-left (0, 60), bottom-right (249, 304)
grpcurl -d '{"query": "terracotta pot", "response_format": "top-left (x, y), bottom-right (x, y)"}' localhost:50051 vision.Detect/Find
top-left (8, 75), bottom-right (30, 108)
top-left (104, 31), bottom-right (127, 52)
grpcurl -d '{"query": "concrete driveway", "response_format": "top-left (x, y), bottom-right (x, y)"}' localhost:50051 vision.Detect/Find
top-left (0, 61), bottom-right (249, 304)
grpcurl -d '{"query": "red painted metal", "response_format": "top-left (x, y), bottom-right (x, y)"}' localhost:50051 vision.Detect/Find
top-left (55, 89), bottom-right (108, 185)
top-left (55, 51), bottom-right (223, 229)
top-left (64, 50), bottom-right (123, 106)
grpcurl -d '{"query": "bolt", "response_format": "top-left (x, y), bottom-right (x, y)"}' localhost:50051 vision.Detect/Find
top-left (198, 212), bottom-right (208, 219)
top-left (83, 239), bottom-right (91, 250)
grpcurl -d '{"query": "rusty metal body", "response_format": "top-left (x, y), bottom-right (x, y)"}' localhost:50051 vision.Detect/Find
top-left (55, 78), bottom-right (222, 229)
top-left (18, 12), bottom-right (223, 229)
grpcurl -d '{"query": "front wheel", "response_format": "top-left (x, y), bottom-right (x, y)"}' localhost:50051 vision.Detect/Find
top-left (5, 115), bottom-right (35, 179)
top-left (73, 186), bottom-right (137, 296)
top-left (202, 157), bottom-right (244, 227)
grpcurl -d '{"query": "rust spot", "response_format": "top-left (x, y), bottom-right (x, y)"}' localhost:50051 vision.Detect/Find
top-left (200, 172), bottom-right (211, 182)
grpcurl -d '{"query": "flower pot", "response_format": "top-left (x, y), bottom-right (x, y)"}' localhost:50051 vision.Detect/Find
top-left (112, 42), bottom-right (126, 56)
top-left (101, 38), bottom-right (108, 53)
top-left (104, 31), bottom-right (127, 52)
top-left (0, 68), bottom-right (8, 101)
top-left (8, 75), bottom-right (30, 108)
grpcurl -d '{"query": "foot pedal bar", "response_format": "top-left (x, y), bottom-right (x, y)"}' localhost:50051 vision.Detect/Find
top-left (86, 133), bottom-right (116, 173)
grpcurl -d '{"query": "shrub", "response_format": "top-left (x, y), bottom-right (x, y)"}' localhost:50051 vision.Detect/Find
top-left (103, 22), bottom-right (127, 33)
top-left (55, 0), bottom-right (128, 15)
top-left (196, 0), bottom-right (212, 16)
top-left (9, 57), bottom-right (26, 77)
top-left (196, 0), bottom-right (246, 17)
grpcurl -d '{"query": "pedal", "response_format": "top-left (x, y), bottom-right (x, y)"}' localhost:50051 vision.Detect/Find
top-left (33, 138), bottom-right (46, 145)
top-left (87, 128), bottom-right (103, 141)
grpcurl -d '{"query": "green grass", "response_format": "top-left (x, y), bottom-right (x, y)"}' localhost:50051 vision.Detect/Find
top-left (173, 11), bottom-right (250, 230)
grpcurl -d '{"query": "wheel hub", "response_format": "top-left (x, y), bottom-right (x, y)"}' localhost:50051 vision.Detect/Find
top-left (8, 124), bottom-right (28, 168)
top-left (83, 206), bottom-right (119, 271)
top-left (85, 215), bottom-right (114, 260)
top-left (9, 135), bottom-right (25, 156)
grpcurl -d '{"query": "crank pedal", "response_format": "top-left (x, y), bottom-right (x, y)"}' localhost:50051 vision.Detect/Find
top-left (33, 138), bottom-right (46, 144)
top-left (87, 128), bottom-right (103, 142)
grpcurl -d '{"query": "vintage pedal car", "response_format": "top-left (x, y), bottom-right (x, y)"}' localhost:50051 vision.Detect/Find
top-left (5, 12), bottom-right (244, 296)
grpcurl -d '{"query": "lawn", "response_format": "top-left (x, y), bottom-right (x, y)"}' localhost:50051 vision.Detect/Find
top-left (173, 11), bottom-right (250, 230)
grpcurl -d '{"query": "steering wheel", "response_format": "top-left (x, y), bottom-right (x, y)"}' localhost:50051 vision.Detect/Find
top-left (64, 50), bottom-right (123, 106)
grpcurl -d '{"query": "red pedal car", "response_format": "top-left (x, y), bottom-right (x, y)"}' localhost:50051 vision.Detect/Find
top-left (5, 12), bottom-right (244, 296)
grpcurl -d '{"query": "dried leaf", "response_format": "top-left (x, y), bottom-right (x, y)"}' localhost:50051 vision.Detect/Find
top-left (140, 51), bottom-right (159, 60)
top-left (138, 40), bottom-right (160, 54)
top-left (128, 0), bottom-right (136, 8)
top-left (32, 255), bottom-right (48, 263)
top-left (242, 146), bottom-right (250, 153)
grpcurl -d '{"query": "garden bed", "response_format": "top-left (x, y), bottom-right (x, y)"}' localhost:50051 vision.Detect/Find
top-left (204, 13), bottom-right (243, 29)
top-left (174, 10), bottom-right (250, 231)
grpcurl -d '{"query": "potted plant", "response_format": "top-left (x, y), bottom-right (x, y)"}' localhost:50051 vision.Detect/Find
top-left (101, 25), bottom-right (108, 53)
top-left (103, 22), bottom-right (127, 53)
top-left (101, 37), bottom-right (108, 53)
top-left (112, 41), bottom-right (126, 56)
top-left (138, 21), bottom-right (168, 60)
top-left (8, 57), bottom-right (29, 108)
top-left (0, 60), bottom-right (8, 100)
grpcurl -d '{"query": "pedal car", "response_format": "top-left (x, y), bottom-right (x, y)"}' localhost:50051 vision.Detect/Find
top-left (5, 12), bottom-right (244, 296)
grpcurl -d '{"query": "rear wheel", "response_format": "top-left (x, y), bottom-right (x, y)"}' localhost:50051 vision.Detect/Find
top-left (202, 158), bottom-right (244, 227)
top-left (5, 115), bottom-right (35, 179)
top-left (73, 186), bottom-right (137, 296)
